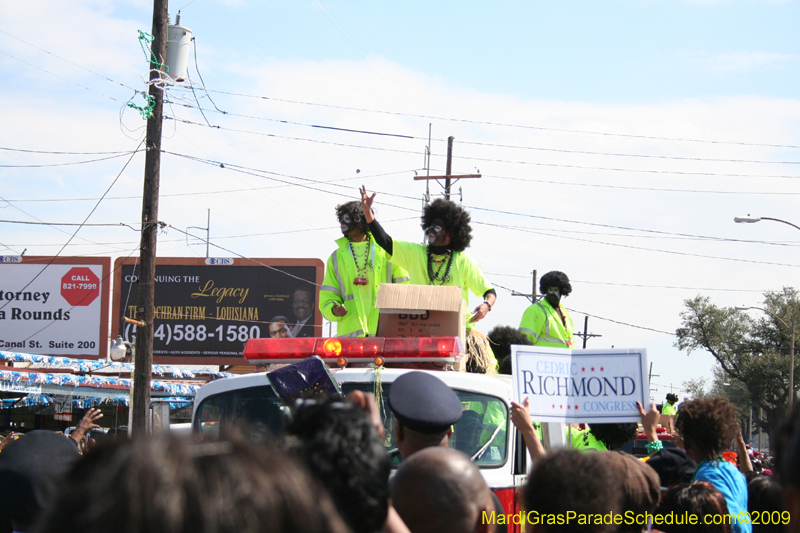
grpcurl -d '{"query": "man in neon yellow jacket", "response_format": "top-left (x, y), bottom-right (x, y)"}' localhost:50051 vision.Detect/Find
top-left (320, 201), bottom-right (409, 337)
top-left (519, 271), bottom-right (574, 348)
top-left (359, 186), bottom-right (498, 372)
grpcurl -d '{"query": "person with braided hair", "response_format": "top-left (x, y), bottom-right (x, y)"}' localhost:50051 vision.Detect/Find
top-left (519, 270), bottom-right (575, 348)
top-left (319, 200), bottom-right (409, 338)
top-left (359, 186), bottom-right (497, 371)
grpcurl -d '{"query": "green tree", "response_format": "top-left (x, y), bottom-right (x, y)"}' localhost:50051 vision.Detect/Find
top-left (682, 377), bottom-right (708, 399)
top-left (675, 287), bottom-right (800, 446)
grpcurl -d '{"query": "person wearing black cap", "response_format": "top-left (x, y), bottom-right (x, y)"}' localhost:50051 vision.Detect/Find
top-left (662, 393), bottom-right (679, 433)
top-left (0, 430), bottom-right (80, 532)
top-left (388, 371), bottom-right (463, 460)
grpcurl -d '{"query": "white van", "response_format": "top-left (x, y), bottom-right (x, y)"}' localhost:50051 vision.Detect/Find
top-left (192, 366), bottom-right (530, 532)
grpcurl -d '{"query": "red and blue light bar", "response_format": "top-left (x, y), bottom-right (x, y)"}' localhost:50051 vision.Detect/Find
top-left (242, 336), bottom-right (464, 366)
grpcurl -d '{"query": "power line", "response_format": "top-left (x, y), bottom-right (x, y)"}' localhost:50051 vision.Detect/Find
top-left (164, 99), bottom-right (416, 139)
top-left (486, 173), bottom-right (800, 196)
top-left (166, 100), bottom-right (800, 165)
top-left (0, 152), bottom-right (140, 168)
top-left (205, 89), bottom-right (800, 150)
top-left (0, 147), bottom-right (136, 156)
top-left (477, 221), bottom-right (800, 268)
top-left (0, 49), bottom-right (121, 103)
top-left (485, 273), bottom-right (763, 293)
top-left (0, 29), bottom-right (140, 94)
top-left (491, 283), bottom-right (674, 335)
top-left (0, 141), bottom-right (144, 312)
top-left (475, 221), bottom-right (800, 247)
top-left (166, 116), bottom-right (800, 180)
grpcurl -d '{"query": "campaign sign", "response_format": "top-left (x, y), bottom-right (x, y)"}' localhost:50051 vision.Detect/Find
top-left (0, 256), bottom-right (111, 358)
top-left (511, 346), bottom-right (648, 424)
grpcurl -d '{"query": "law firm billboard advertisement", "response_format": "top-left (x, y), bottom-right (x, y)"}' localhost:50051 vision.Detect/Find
top-left (0, 256), bottom-right (111, 359)
top-left (111, 257), bottom-right (324, 365)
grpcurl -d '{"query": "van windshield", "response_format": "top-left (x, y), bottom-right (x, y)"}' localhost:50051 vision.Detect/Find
top-left (194, 382), bottom-right (508, 466)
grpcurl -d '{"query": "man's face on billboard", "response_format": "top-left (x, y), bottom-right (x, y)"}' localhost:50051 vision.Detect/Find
top-left (292, 290), bottom-right (313, 321)
top-left (269, 321), bottom-right (290, 338)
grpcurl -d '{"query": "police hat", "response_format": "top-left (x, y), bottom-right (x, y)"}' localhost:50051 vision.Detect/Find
top-left (388, 372), bottom-right (462, 434)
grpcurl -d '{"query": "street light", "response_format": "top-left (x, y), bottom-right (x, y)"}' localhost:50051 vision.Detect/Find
top-left (734, 215), bottom-right (800, 232)
top-left (736, 306), bottom-right (796, 411)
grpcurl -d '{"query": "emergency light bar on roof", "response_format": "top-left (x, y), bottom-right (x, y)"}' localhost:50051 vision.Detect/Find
top-left (242, 336), bottom-right (464, 366)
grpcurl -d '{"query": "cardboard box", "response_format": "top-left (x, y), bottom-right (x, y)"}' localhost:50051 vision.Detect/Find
top-left (375, 284), bottom-right (466, 347)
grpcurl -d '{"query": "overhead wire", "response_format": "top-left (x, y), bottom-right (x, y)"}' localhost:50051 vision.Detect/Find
top-left (163, 116), bottom-right (800, 180)
top-left (0, 151), bottom-right (141, 168)
top-left (0, 29), bottom-right (141, 94)
top-left (0, 140), bottom-right (144, 312)
top-left (204, 89), bottom-right (800, 150)
top-left (166, 99), bottom-right (800, 165)
top-left (485, 273), bottom-right (763, 293)
top-left (0, 49), bottom-right (121, 103)
top-left (476, 221), bottom-right (800, 268)
top-left (490, 283), bottom-right (674, 335)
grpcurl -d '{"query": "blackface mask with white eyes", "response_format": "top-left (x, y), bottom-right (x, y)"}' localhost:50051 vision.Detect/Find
top-left (545, 288), bottom-right (562, 307)
top-left (424, 219), bottom-right (448, 246)
top-left (340, 214), bottom-right (357, 235)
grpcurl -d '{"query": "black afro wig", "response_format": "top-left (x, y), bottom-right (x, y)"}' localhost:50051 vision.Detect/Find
top-left (540, 271), bottom-right (572, 296)
top-left (666, 393), bottom-right (679, 404)
top-left (488, 325), bottom-right (533, 364)
top-left (589, 423), bottom-right (639, 451)
top-left (335, 201), bottom-right (370, 236)
top-left (421, 198), bottom-right (472, 252)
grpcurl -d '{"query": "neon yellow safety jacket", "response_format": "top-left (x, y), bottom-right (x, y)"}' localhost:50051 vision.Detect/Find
top-left (390, 241), bottom-right (494, 330)
top-left (319, 235), bottom-right (409, 337)
top-left (571, 428), bottom-right (608, 452)
top-left (519, 298), bottom-right (574, 348)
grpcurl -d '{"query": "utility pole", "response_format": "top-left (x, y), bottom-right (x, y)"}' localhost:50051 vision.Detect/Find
top-left (132, 0), bottom-right (167, 436)
top-left (414, 136), bottom-right (480, 202)
top-left (574, 316), bottom-right (602, 348)
top-left (648, 363), bottom-right (660, 400)
top-left (444, 136), bottom-right (453, 200)
top-left (512, 270), bottom-right (541, 304)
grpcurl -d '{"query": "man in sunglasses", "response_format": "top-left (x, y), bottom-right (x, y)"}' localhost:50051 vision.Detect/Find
top-left (320, 201), bottom-right (409, 338)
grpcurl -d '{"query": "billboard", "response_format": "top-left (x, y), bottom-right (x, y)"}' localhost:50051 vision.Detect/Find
top-left (112, 257), bottom-right (324, 364)
top-left (0, 256), bottom-right (111, 358)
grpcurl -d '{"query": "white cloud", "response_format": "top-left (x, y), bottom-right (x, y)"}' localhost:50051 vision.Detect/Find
top-left (684, 50), bottom-right (796, 73)
top-left (3, 2), bottom-right (800, 399)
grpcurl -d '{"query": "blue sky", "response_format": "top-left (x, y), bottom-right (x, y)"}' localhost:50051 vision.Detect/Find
top-left (179, 0), bottom-right (800, 102)
top-left (2, 0), bottom-right (799, 401)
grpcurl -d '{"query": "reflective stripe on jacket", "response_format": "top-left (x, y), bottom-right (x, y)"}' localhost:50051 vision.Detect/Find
top-left (319, 234), bottom-right (409, 337)
top-left (519, 298), bottom-right (574, 348)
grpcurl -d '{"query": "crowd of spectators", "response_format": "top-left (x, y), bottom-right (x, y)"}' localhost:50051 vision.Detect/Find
top-left (0, 368), bottom-right (798, 533)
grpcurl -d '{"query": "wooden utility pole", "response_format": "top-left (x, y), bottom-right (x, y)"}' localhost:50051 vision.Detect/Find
top-left (444, 136), bottom-right (453, 200)
top-left (132, 0), bottom-right (167, 436)
top-left (414, 136), bottom-right (480, 201)
top-left (512, 270), bottom-right (540, 304)
top-left (574, 316), bottom-right (602, 348)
